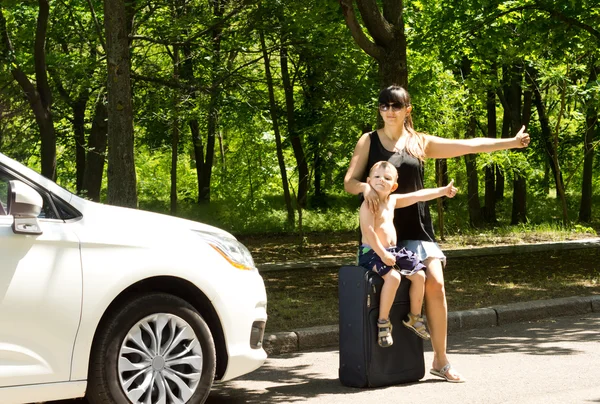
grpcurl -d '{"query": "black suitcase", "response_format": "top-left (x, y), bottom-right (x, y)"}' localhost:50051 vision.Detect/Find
top-left (338, 265), bottom-right (425, 387)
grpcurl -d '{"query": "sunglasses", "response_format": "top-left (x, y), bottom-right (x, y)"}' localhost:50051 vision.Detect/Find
top-left (379, 103), bottom-right (404, 112)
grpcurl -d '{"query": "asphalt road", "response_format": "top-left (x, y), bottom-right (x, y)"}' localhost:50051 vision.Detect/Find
top-left (48, 312), bottom-right (600, 404)
top-left (207, 312), bottom-right (600, 404)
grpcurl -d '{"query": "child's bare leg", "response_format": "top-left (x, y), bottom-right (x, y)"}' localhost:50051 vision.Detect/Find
top-left (403, 270), bottom-right (430, 340)
top-left (377, 269), bottom-right (401, 347)
top-left (406, 270), bottom-right (426, 316)
top-left (379, 269), bottom-right (401, 320)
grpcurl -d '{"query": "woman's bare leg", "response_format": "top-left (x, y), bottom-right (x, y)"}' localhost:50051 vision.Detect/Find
top-left (424, 257), bottom-right (464, 381)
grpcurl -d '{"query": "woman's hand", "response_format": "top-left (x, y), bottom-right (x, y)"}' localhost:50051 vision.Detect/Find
top-left (514, 125), bottom-right (530, 148)
top-left (363, 183), bottom-right (380, 213)
top-left (444, 179), bottom-right (457, 198)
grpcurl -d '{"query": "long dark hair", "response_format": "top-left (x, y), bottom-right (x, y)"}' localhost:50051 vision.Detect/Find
top-left (378, 85), bottom-right (426, 161)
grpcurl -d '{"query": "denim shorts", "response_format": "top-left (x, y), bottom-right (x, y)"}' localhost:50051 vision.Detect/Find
top-left (357, 244), bottom-right (426, 277)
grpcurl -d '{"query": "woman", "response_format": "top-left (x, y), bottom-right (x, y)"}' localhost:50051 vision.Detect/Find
top-left (344, 85), bottom-right (530, 383)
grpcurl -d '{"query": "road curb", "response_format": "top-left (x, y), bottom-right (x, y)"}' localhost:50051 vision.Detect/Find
top-left (263, 294), bottom-right (600, 356)
top-left (257, 237), bottom-right (600, 272)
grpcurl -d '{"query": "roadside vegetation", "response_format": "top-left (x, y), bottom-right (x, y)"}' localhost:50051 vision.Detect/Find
top-left (2, 2), bottom-right (599, 334)
top-left (260, 248), bottom-right (600, 333)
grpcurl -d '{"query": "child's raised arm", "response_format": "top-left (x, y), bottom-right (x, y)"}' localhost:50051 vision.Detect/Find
top-left (392, 180), bottom-right (457, 209)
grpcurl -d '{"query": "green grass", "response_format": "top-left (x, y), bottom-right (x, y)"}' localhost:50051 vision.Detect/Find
top-left (262, 248), bottom-right (600, 333)
top-left (139, 191), bottom-right (600, 237)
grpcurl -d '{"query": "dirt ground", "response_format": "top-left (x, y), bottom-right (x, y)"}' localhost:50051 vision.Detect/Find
top-left (237, 230), bottom-right (598, 264)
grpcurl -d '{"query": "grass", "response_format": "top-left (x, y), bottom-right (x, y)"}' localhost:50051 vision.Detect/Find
top-left (140, 190), bottom-right (600, 237)
top-left (261, 247), bottom-right (600, 333)
top-left (137, 189), bottom-right (600, 334)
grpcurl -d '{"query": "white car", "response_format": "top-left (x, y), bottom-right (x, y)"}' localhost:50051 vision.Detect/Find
top-left (0, 152), bottom-right (268, 404)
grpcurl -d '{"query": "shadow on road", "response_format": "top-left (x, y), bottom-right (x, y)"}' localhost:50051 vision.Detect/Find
top-left (448, 315), bottom-right (600, 356)
top-left (46, 314), bottom-right (600, 404)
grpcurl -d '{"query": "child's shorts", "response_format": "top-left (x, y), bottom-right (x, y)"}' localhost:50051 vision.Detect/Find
top-left (357, 244), bottom-right (426, 277)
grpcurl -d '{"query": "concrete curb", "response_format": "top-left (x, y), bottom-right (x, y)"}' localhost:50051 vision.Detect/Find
top-left (260, 238), bottom-right (600, 356)
top-left (263, 295), bottom-right (600, 356)
top-left (257, 237), bottom-right (600, 272)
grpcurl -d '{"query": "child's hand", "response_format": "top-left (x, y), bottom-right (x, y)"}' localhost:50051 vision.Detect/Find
top-left (444, 180), bottom-right (457, 198)
top-left (382, 252), bottom-right (396, 266)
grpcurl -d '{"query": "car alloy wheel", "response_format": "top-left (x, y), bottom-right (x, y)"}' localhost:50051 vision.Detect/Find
top-left (87, 293), bottom-right (216, 404)
top-left (119, 313), bottom-right (204, 403)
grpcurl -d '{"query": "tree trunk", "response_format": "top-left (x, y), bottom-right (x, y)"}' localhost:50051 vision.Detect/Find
top-left (529, 66), bottom-right (568, 224)
top-left (579, 62), bottom-right (598, 223)
top-left (339, 0), bottom-right (407, 88)
top-left (457, 57), bottom-right (482, 227)
top-left (83, 96), bottom-right (108, 202)
top-left (435, 159), bottom-right (447, 239)
top-left (495, 108), bottom-right (510, 200)
top-left (104, 0), bottom-right (138, 208)
top-left (82, 94), bottom-right (108, 202)
top-left (500, 63), bottom-right (528, 225)
top-left (170, 45), bottom-right (180, 215)
top-left (530, 74), bottom-right (563, 193)
top-left (0, 1), bottom-right (56, 180)
top-left (179, 45), bottom-right (205, 203)
top-left (197, 0), bottom-right (224, 203)
top-left (280, 42), bottom-right (309, 208)
top-left (260, 31), bottom-right (294, 227)
top-left (464, 116), bottom-right (482, 228)
top-left (483, 89), bottom-right (497, 223)
top-left (73, 95), bottom-right (89, 193)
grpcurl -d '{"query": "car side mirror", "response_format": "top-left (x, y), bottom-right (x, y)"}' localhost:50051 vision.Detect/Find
top-left (7, 180), bottom-right (43, 235)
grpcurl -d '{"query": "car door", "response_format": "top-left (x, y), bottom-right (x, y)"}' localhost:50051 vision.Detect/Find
top-left (0, 171), bottom-right (83, 387)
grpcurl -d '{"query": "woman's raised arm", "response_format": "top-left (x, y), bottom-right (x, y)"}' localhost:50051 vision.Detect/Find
top-left (344, 133), bottom-right (380, 212)
top-left (344, 133), bottom-right (371, 195)
top-left (424, 125), bottom-right (530, 159)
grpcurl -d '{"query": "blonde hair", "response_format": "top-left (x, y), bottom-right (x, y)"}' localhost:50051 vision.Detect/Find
top-left (378, 85), bottom-right (426, 161)
top-left (369, 161), bottom-right (398, 182)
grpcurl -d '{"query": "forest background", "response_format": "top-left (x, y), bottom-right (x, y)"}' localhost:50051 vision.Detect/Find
top-left (1, 0), bottom-right (599, 243)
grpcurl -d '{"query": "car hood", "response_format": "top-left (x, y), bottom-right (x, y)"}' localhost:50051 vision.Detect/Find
top-left (69, 194), bottom-right (234, 241)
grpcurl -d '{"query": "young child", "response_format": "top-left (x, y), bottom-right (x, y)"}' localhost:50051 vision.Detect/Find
top-left (358, 161), bottom-right (457, 347)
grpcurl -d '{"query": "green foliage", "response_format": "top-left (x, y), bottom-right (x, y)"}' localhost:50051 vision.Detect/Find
top-left (1, 0), bottom-right (599, 236)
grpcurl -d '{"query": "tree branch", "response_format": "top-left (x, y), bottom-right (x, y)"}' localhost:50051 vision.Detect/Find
top-left (131, 73), bottom-right (209, 93)
top-left (354, 0), bottom-right (393, 45)
top-left (0, 7), bottom-right (39, 104)
top-left (473, 4), bottom-right (600, 43)
top-left (86, 0), bottom-right (107, 52)
top-left (338, 0), bottom-right (382, 60)
top-left (131, 1), bottom-right (248, 47)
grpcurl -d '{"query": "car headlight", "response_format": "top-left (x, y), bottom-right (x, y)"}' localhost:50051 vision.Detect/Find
top-left (194, 231), bottom-right (256, 271)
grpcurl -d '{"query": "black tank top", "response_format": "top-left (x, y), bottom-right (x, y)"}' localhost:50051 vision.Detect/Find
top-left (363, 131), bottom-right (436, 242)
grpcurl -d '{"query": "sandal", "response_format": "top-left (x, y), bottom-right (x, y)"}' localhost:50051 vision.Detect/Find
top-left (430, 363), bottom-right (466, 383)
top-left (402, 313), bottom-right (431, 340)
top-left (377, 319), bottom-right (393, 347)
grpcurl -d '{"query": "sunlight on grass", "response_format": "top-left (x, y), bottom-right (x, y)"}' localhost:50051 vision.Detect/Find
top-left (263, 249), bottom-right (600, 332)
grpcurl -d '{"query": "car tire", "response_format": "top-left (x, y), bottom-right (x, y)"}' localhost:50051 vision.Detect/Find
top-left (87, 293), bottom-right (216, 404)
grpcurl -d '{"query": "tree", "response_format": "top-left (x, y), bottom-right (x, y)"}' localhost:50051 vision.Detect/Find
top-left (103, 0), bottom-right (137, 208)
top-left (260, 30), bottom-right (294, 226)
top-left (1, 1), bottom-right (56, 180)
top-left (578, 59), bottom-right (598, 223)
top-left (339, 0), bottom-right (407, 88)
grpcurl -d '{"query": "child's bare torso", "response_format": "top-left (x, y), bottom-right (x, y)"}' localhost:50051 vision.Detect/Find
top-left (360, 197), bottom-right (397, 248)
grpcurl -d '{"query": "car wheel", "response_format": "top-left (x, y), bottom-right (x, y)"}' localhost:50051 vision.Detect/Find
top-left (87, 293), bottom-right (216, 404)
